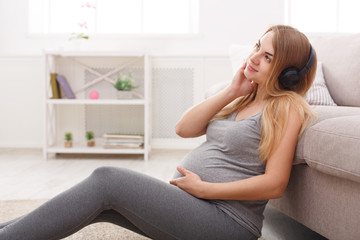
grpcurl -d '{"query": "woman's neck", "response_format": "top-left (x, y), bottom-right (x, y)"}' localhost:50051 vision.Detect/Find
top-left (253, 84), bottom-right (268, 106)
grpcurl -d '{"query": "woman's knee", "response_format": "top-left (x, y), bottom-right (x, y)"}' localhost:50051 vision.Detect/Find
top-left (91, 166), bottom-right (131, 183)
top-left (92, 166), bottom-right (119, 178)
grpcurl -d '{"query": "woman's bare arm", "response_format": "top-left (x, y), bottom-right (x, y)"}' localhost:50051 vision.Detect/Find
top-left (175, 63), bottom-right (253, 138)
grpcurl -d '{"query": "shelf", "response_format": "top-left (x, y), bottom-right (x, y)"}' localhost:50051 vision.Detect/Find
top-left (47, 144), bottom-right (145, 154)
top-left (46, 99), bottom-right (145, 105)
top-left (44, 50), bottom-right (145, 57)
top-left (44, 52), bottom-right (151, 161)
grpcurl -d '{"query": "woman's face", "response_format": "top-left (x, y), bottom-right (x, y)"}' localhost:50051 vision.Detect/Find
top-left (244, 31), bottom-right (274, 85)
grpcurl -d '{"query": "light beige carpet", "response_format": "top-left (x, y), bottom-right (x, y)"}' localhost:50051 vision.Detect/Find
top-left (0, 199), bottom-right (150, 240)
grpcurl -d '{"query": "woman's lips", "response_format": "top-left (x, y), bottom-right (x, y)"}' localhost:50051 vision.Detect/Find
top-left (246, 64), bottom-right (258, 72)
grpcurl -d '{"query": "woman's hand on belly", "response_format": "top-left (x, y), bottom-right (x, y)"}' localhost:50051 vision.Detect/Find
top-left (170, 165), bottom-right (284, 201)
top-left (169, 166), bottom-right (207, 199)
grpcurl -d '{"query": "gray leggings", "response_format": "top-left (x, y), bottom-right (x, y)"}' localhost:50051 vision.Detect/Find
top-left (0, 167), bottom-right (256, 240)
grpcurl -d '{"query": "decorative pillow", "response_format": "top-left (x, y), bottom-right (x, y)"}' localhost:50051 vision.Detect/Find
top-left (305, 62), bottom-right (337, 106)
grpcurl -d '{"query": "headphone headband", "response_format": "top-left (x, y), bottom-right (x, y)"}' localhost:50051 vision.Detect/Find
top-left (298, 45), bottom-right (315, 77)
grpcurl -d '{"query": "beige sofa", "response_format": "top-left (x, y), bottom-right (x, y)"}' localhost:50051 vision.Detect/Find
top-left (269, 33), bottom-right (360, 240)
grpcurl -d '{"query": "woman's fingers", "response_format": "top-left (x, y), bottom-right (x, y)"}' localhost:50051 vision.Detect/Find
top-left (169, 178), bottom-right (178, 186)
top-left (176, 166), bottom-right (190, 176)
top-left (169, 166), bottom-right (188, 186)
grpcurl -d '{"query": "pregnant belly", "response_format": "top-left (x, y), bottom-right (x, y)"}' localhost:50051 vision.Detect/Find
top-left (173, 147), bottom-right (255, 183)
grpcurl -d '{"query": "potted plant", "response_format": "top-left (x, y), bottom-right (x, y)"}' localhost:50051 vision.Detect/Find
top-left (86, 131), bottom-right (95, 147)
top-left (113, 73), bottom-right (138, 99)
top-left (64, 132), bottom-right (73, 148)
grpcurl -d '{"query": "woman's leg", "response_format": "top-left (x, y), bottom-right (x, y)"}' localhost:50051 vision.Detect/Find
top-left (0, 208), bottom-right (149, 238)
top-left (0, 217), bottom-right (23, 230)
top-left (0, 167), bottom-right (256, 240)
top-left (92, 209), bottom-right (150, 237)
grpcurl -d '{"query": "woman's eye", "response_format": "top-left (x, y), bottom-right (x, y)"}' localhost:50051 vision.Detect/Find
top-left (265, 56), bottom-right (271, 63)
top-left (255, 44), bottom-right (260, 51)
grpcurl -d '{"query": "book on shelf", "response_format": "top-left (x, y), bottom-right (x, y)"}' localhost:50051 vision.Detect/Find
top-left (50, 73), bottom-right (61, 99)
top-left (103, 134), bottom-right (144, 141)
top-left (103, 142), bottom-right (144, 149)
top-left (56, 75), bottom-right (75, 99)
top-left (103, 139), bottom-right (144, 144)
top-left (103, 133), bottom-right (144, 149)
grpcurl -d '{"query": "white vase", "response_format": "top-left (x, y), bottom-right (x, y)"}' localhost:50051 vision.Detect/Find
top-left (117, 91), bottom-right (133, 99)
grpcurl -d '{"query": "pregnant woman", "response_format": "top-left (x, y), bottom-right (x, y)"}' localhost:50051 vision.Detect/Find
top-left (0, 25), bottom-right (316, 240)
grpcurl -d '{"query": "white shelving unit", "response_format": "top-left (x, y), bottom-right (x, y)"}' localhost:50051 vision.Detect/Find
top-left (43, 50), bottom-right (151, 161)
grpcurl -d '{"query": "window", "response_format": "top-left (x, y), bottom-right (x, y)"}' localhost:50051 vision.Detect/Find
top-left (28, 0), bottom-right (199, 35)
top-left (287, 0), bottom-right (360, 33)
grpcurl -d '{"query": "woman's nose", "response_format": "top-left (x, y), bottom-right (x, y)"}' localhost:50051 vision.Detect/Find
top-left (250, 52), bottom-right (260, 65)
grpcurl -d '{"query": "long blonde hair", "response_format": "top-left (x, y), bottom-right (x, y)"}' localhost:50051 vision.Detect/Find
top-left (214, 25), bottom-right (317, 162)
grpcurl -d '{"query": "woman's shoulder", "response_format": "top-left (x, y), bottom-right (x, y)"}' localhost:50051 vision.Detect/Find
top-left (270, 92), bottom-right (313, 114)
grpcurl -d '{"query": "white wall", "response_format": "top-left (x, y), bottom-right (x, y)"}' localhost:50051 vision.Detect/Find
top-left (0, 0), bottom-right (285, 56)
top-left (0, 0), bottom-right (286, 149)
top-left (0, 57), bottom-right (43, 147)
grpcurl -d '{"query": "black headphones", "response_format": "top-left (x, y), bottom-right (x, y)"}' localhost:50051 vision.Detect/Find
top-left (278, 45), bottom-right (315, 88)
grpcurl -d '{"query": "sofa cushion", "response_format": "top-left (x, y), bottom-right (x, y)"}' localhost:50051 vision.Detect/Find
top-left (312, 105), bottom-right (360, 121)
top-left (294, 106), bottom-right (360, 165)
top-left (302, 115), bottom-right (360, 183)
top-left (311, 34), bottom-right (360, 107)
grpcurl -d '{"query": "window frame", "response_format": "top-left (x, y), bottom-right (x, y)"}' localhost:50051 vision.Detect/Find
top-left (285, 0), bottom-right (360, 33)
top-left (27, 0), bottom-right (200, 39)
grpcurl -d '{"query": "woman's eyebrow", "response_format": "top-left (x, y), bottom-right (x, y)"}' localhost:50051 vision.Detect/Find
top-left (258, 40), bottom-right (274, 56)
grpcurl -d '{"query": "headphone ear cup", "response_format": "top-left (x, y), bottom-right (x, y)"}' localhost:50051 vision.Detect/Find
top-left (278, 67), bottom-right (300, 88)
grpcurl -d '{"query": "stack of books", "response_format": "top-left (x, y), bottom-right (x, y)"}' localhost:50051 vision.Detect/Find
top-left (103, 134), bottom-right (144, 149)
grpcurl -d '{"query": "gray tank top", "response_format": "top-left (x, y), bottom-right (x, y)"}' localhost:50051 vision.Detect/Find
top-left (174, 111), bottom-right (267, 237)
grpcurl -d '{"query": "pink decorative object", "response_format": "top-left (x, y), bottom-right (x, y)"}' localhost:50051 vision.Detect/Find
top-left (89, 90), bottom-right (99, 99)
top-left (78, 21), bottom-right (88, 29)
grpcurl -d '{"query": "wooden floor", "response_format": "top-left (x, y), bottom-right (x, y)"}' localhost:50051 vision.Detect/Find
top-left (0, 148), bottom-right (189, 200)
